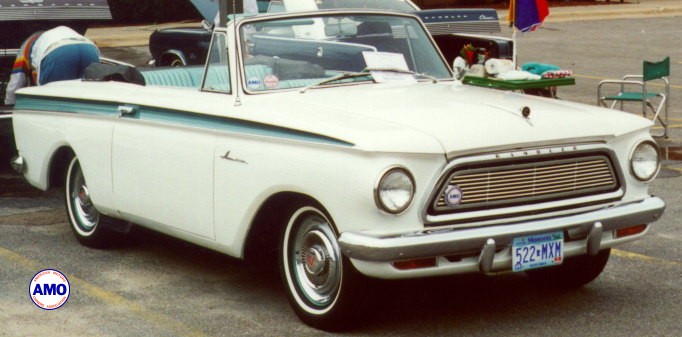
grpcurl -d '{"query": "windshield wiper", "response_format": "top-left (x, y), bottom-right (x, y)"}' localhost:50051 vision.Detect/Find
top-left (364, 68), bottom-right (439, 83)
top-left (299, 71), bottom-right (372, 93)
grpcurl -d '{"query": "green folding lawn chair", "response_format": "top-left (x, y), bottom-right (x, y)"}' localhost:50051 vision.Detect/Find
top-left (598, 57), bottom-right (670, 138)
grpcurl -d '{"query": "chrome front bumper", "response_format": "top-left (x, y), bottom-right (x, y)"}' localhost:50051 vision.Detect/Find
top-left (339, 197), bottom-right (665, 275)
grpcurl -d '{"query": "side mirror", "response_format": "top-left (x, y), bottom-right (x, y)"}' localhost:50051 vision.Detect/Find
top-left (452, 56), bottom-right (467, 81)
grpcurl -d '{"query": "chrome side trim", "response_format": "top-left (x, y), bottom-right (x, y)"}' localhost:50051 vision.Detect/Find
top-left (339, 197), bottom-right (665, 262)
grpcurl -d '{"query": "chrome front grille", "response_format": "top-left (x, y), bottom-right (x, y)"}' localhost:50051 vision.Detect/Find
top-left (430, 153), bottom-right (620, 215)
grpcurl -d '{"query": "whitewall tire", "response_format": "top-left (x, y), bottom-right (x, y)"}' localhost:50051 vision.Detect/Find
top-left (280, 204), bottom-right (360, 331)
top-left (64, 156), bottom-right (122, 248)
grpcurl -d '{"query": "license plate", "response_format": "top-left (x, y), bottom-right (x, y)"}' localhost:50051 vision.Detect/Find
top-left (512, 231), bottom-right (564, 272)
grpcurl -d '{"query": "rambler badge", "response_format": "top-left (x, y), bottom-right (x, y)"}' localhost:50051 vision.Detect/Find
top-left (444, 186), bottom-right (463, 207)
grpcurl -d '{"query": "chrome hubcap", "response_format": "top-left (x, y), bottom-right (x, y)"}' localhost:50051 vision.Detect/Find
top-left (292, 214), bottom-right (341, 307)
top-left (78, 186), bottom-right (92, 207)
top-left (303, 244), bottom-right (327, 276)
top-left (70, 163), bottom-right (99, 231)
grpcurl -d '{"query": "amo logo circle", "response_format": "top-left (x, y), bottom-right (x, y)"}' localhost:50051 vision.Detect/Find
top-left (444, 185), bottom-right (463, 207)
top-left (29, 269), bottom-right (70, 310)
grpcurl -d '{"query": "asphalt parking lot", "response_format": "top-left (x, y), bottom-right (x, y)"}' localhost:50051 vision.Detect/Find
top-left (1, 12), bottom-right (681, 337)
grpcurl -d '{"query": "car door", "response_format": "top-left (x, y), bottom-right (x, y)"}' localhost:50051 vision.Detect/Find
top-left (110, 31), bottom-right (233, 240)
top-left (111, 106), bottom-right (217, 239)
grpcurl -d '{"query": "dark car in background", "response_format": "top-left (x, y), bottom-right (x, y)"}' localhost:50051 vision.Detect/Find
top-left (148, 0), bottom-right (271, 67)
top-left (0, 0), bottom-right (112, 168)
top-left (148, 0), bottom-right (513, 67)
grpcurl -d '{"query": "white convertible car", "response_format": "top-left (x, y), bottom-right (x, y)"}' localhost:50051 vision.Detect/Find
top-left (11, 10), bottom-right (665, 330)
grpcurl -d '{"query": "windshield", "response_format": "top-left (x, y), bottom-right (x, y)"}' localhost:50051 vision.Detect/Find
top-left (240, 13), bottom-right (451, 92)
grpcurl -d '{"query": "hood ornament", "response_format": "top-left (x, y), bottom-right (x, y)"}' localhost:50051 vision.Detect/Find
top-left (484, 103), bottom-right (534, 126)
top-left (521, 106), bottom-right (531, 118)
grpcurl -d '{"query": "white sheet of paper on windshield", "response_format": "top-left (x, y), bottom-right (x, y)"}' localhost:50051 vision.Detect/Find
top-left (362, 51), bottom-right (417, 83)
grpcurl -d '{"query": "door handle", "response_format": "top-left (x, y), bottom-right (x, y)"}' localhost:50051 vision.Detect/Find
top-left (118, 105), bottom-right (136, 117)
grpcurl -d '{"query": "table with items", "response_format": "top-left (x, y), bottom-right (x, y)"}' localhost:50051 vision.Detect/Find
top-left (462, 76), bottom-right (575, 98)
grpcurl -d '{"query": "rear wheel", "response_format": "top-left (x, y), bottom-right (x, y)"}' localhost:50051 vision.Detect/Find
top-left (280, 204), bottom-right (360, 331)
top-left (526, 249), bottom-right (611, 288)
top-left (65, 156), bottom-right (123, 248)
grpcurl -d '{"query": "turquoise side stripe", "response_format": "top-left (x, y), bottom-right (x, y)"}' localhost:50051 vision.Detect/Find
top-left (16, 95), bottom-right (118, 116)
top-left (15, 95), bottom-right (354, 147)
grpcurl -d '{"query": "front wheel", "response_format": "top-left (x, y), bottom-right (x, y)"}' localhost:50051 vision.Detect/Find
top-left (526, 249), bottom-right (611, 288)
top-left (280, 205), bottom-right (360, 331)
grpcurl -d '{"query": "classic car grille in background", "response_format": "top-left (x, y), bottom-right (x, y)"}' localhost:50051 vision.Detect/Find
top-left (0, 6), bottom-right (112, 21)
top-left (415, 9), bottom-right (502, 36)
top-left (423, 22), bottom-right (502, 36)
top-left (430, 154), bottom-right (620, 215)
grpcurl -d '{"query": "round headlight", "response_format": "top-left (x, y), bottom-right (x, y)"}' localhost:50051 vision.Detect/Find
top-left (630, 141), bottom-right (660, 181)
top-left (375, 167), bottom-right (415, 214)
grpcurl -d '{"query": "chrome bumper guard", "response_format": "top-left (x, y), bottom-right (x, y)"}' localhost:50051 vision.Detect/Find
top-left (338, 197), bottom-right (665, 272)
top-left (10, 155), bottom-right (24, 174)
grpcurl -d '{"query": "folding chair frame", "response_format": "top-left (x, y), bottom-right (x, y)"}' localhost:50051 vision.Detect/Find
top-left (597, 58), bottom-right (670, 138)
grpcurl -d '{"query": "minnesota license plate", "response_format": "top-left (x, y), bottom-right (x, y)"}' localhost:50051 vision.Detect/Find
top-left (512, 232), bottom-right (564, 272)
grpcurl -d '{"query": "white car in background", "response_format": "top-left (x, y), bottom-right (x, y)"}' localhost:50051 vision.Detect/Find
top-left (11, 9), bottom-right (664, 331)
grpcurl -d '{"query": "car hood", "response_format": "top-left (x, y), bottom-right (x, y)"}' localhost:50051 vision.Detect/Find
top-left (253, 81), bottom-right (653, 155)
top-left (18, 80), bottom-right (653, 156)
top-left (189, 0), bottom-right (219, 22)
